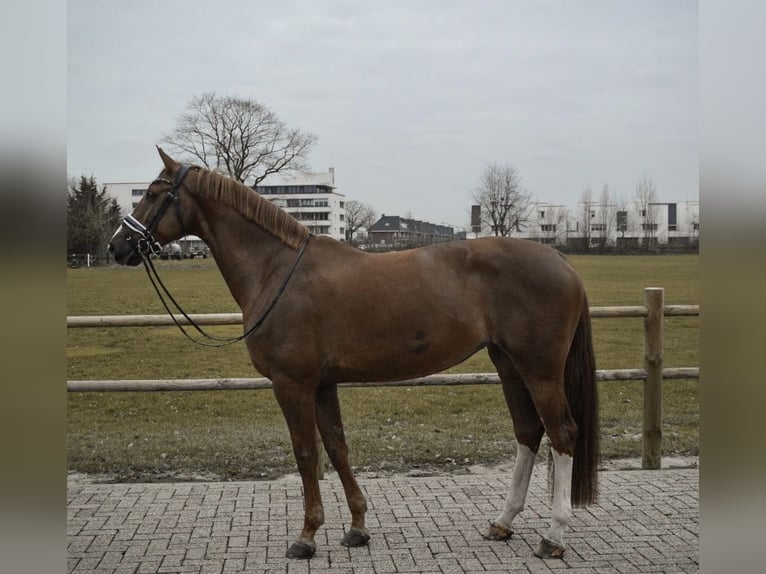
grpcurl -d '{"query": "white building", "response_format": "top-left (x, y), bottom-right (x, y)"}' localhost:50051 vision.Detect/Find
top-left (255, 168), bottom-right (347, 242)
top-left (103, 181), bottom-right (151, 216)
top-left (521, 200), bottom-right (700, 250)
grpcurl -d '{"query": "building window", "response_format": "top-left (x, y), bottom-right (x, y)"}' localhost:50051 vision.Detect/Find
top-left (668, 224), bottom-right (677, 232)
top-left (539, 210), bottom-right (545, 219)
top-left (640, 209), bottom-right (647, 217)
top-left (541, 224), bottom-right (556, 232)
top-left (641, 223), bottom-right (658, 231)
top-left (590, 223), bottom-right (606, 232)
top-left (290, 212), bottom-right (329, 221)
top-left (339, 201), bottom-right (345, 208)
top-left (132, 189), bottom-right (146, 196)
top-left (339, 214), bottom-right (344, 221)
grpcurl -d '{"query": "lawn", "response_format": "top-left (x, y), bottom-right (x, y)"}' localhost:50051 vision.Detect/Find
top-left (67, 253), bottom-right (699, 481)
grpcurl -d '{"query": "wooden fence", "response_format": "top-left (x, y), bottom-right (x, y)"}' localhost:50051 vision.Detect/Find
top-left (67, 287), bottom-right (699, 470)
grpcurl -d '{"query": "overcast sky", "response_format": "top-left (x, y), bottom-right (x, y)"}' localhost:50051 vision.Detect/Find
top-left (68, 0), bottom-right (697, 229)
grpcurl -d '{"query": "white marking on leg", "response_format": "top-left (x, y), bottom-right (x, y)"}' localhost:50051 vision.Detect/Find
top-left (494, 444), bottom-right (536, 530)
top-left (545, 449), bottom-right (573, 548)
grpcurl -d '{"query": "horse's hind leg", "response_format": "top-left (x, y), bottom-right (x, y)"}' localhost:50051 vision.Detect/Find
top-left (483, 345), bottom-right (545, 541)
top-left (515, 365), bottom-right (578, 558)
top-left (314, 384), bottom-right (370, 548)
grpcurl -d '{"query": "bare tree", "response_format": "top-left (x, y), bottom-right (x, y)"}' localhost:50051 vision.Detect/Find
top-left (162, 93), bottom-right (317, 185)
top-left (344, 200), bottom-right (376, 244)
top-left (688, 204), bottom-right (700, 247)
top-left (594, 184), bottom-right (617, 251)
top-left (615, 196), bottom-right (631, 251)
top-left (471, 163), bottom-right (532, 237)
top-left (577, 186), bottom-right (595, 252)
top-left (634, 174), bottom-right (659, 250)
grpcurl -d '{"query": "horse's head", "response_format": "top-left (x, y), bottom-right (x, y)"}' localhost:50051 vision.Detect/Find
top-left (108, 147), bottom-right (195, 266)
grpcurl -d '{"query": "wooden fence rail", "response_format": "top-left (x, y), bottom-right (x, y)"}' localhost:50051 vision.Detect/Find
top-left (66, 305), bottom-right (700, 328)
top-left (67, 287), bottom-right (699, 470)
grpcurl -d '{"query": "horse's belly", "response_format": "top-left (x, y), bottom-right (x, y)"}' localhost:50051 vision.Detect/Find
top-left (332, 327), bottom-right (486, 383)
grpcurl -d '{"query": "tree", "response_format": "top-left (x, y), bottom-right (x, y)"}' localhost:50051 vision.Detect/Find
top-left (471, 163), bottom-right (532, 237)
top-left (634, 174), bottom-right (659, 250)
top-left (67, 175), bottom-right (122, 261)
top-left (577, 186), bottom-right (595, 252)
top-left (688, 204), bottom-right (700, 248)
top-left (615, 196), bottom-right (631, 251)
top-left (344, 200), bottom-right (376, 244)
top-left (594, 184), bottom-right (617, 252)
top-left (161, 93), bottom-right (317, 185)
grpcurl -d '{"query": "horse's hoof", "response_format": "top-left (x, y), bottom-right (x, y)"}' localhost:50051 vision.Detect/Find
top-left (286, 540), bottom-right (316, 559)
top-left (482, 521), bottom-right (513, 541)
top-left (534, 537), bottom-right (565, 559)
top-left (340, 526), bottom-right (371, 547)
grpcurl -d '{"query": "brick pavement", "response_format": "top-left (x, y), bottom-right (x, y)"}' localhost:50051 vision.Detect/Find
top-left (67, 467), bottom-right (698, 573)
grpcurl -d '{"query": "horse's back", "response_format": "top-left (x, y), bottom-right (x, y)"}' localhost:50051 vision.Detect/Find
top-left (308, 236), bottom-right (583, 317)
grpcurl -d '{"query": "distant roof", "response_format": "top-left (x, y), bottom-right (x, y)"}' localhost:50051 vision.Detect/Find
top-left (370, 215), bottom-right (453, 235)
top-left (257, 168), bottom-right (335, 189)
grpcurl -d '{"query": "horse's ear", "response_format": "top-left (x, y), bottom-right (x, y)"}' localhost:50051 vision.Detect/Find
top-left (156, 146), bottom-right (179, 172)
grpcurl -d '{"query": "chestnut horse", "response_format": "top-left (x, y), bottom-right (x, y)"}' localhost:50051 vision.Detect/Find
top-left (109, 148), bottom-right (599, 560)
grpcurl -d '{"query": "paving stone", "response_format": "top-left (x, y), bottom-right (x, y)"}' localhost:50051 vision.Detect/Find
top-left (68, 467), bottom-right (698, 573)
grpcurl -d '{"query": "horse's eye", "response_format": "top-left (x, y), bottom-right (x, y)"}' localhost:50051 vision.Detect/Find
top-left (146, 185), bottom-right (165, 200)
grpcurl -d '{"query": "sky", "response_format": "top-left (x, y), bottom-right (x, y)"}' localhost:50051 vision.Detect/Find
top-left (68, 0), bottom-right (698, 230)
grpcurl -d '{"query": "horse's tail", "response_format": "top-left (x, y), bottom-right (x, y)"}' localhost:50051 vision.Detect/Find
top-left (564, 294), bottom-right (600, 506)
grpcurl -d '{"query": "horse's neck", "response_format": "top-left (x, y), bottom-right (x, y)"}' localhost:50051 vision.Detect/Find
top-left (193, 201), bottom-right (295, 313)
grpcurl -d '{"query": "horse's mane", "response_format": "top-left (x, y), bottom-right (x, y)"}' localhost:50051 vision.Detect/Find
top-left (192, 167), bottom-right (309, 250)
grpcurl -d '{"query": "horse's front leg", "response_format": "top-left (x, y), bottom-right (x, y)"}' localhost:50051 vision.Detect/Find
top-left (272, 376), bottom-right (324, 559)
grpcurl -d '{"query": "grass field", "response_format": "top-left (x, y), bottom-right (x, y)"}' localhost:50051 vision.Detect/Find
top-left (67, 254), bottom-right (699, 481)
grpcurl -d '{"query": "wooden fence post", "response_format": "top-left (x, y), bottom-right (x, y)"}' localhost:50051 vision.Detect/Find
top-left (643, 287), bottom-right (664, 469)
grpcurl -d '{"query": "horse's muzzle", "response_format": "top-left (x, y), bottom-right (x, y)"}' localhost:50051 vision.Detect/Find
top-left (108, 236), bottom-right (143, 266)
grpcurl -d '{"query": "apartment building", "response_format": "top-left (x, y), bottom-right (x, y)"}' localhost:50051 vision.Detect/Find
top-left (523, 200), bottom-right (700, 250)
top-left (255, 168), bottom-right (347, 242)
top-left (102, 181), bottom-right (151, 216)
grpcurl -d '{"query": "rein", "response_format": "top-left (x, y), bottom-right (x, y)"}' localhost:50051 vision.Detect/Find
top-left (123, 163), bottom-right (311, 347)
top-left (139, 234), bottom-right (310, 347)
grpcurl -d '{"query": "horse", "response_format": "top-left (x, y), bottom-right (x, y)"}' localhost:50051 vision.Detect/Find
top-left (108, 147), bottom-right (599, 560)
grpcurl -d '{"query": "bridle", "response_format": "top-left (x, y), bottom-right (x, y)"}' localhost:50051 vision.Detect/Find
top-left (122, 164), bottom-right (191, 257)
top-left (121, 163), bottom-right (310, 347)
